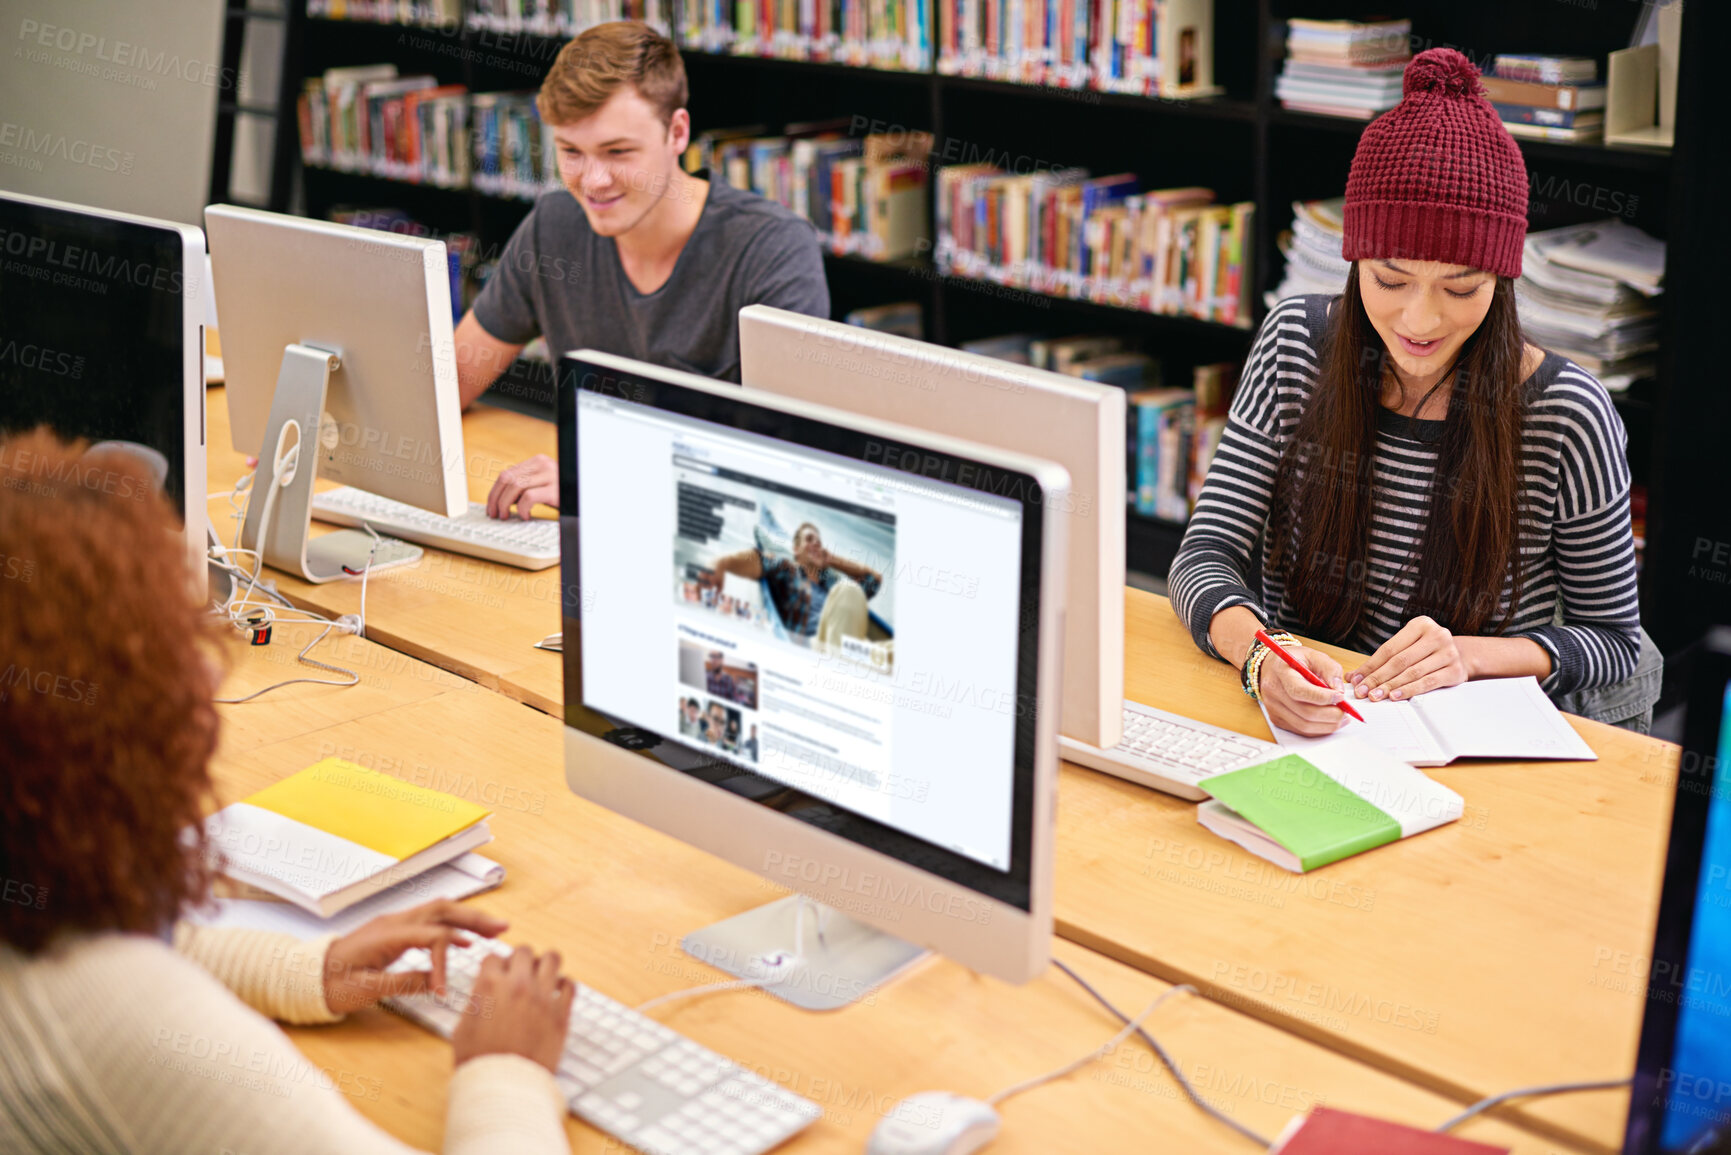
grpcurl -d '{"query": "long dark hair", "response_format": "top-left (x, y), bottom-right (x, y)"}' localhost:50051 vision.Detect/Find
top-left (1265, 265), bottom-right (1529, 641)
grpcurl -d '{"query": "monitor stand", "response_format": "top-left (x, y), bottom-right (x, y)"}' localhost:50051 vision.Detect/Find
top-left (681, 895), bottom-right (928, 1012)
top-left (243, 343), bottom-right (422, 583)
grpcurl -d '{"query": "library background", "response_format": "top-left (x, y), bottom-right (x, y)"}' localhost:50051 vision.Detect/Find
top-left (208, 0), bottom-right (1720, 704)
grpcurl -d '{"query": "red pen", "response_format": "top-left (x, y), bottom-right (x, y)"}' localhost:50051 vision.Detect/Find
top-left (1254, 628), bottom-right (1365, 723)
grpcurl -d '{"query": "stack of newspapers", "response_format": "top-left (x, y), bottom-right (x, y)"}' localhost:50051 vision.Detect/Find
top-left (1517, 220), bottom-right (1663, 393)
top-left (1265, 197), bottom-right (1348, 306)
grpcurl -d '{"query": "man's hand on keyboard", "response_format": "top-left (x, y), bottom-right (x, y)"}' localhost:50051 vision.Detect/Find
top-left (322, 899), bottom-right (508, 1014)
top-left (487, 454), bottom-right (559, 520)
top-left (452, 943), bottom-right (577, 1073)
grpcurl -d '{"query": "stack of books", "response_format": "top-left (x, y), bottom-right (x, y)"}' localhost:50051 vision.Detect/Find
top-left (680, 0), bottom-right (932, 70)
top-left (935, 0), bottom-right (1221, 98)
top-left (297, 68), bottom-right (551, 199)
top-left (1274, 18), bottom-right (1410, 119)
top-left (689, 126), bottom-right (933, 261)
top-left (468, 0), bottom-right (670, 35)
top-left (934, 168), bottom-right (1254, 324)
top-left (1265, 196), bottom-right (1347, 306)
top-left (1486, 55), bottom-right (1604, 143)
top-left (1517, 219), bottom-right (1663, 393)
top-left (200, 758), bottom-right (502, 921)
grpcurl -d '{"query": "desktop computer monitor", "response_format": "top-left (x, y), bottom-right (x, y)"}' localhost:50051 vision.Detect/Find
top-left (0, 190), bottom-right (207, 595)
top-left (1626, 627), bottom-right (1731, 1154)
top-left (738, 305), bottom-right (1127, 749)
top-left (204, 204), bottom-right (465, 583)
top-left (558, 350), bottom-right (1069, 1009)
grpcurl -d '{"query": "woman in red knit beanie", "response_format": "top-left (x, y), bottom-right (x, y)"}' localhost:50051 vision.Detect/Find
top-left (1170, 48), bottom-right (1658, 736)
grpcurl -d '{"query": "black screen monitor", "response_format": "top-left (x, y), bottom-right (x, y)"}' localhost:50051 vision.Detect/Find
top-left (0, 190), bottom-right (206, 592)
top-left (1626, 627), bottom-right (1731, 1154)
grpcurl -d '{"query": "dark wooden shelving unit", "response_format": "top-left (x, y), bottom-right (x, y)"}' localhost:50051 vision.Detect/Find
top-left (282, 0), bottom-right (1729, 655)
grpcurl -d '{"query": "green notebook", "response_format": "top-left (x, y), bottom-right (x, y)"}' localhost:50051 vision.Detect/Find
top-left (1196, 737), bottom-right (1464, 872)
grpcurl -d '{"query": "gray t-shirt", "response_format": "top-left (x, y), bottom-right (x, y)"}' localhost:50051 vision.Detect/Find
top-left (471, 177), bottom-right (829, 383)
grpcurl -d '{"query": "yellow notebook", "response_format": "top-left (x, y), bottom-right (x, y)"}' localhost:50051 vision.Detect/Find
top-left (204, 758), bottom-right (494, 917)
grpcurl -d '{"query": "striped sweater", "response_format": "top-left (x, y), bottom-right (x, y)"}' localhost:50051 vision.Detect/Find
top-left (1169, 293), bottom-right (1641, 698)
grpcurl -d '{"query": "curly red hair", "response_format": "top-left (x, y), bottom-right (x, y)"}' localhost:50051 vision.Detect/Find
top-left (0, 429), bottom-right (223, 953)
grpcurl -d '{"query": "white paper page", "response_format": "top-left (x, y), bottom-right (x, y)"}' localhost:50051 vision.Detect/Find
top-left (187, 854), bottom-right (506, 940)
top-left (1261, 697), bottom-right (1449, 766)
top-left (1298, 736), bottom-right (1464, 837)
top-left (202, 802), bottom-right (395, 902)
top-left (1411, 677), bottom-right (1598, 762)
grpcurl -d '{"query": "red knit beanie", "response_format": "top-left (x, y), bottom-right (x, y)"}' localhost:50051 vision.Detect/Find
top-left (1342, 48), bottom-right (1527, 279)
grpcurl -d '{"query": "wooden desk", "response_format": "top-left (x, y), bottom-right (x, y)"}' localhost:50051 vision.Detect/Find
top-left (207, 383), bottom-right (1667, 1149)
top-left (213, 636), bottom-right (1588, 1153)
top-left (1054, 590), bottom-right (1681, 1153)
top-left (205, 384), bottom-right (564, 717)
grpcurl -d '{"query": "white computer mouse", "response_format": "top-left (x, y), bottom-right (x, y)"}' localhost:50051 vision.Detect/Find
top-left (865, 1091), bottom-right (1001, 1155)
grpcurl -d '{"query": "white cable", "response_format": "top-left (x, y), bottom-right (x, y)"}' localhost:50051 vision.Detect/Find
top-left (1434, 1077), bottom-right (1631, 1133)
top-left (634, 896), bottom-right (819, 1014)
top-left (1053, 959), bottom-right (1269, 1146)
top-left (208, 435), bottom-right (379, 703)
top-left (987, 981), bottom-right (1191, 1107)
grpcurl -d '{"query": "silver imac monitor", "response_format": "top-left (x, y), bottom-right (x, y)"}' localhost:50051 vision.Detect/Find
top-left (204, 205), bottom-right (465, 583)
top-left (0, 191), bottom-right (207, 596)
top-left (558, 350), bottom-right (1068, 1009)
top-left (738, 305), bottom-right (1127, 749)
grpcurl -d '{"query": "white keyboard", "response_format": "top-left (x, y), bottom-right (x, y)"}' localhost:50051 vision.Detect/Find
top-left (311, 486), bottom-right (559, 570)
top-left (1059, 700), bottom-right (1278, 800)
top-left (386, 936), bottom-right (821, 1155)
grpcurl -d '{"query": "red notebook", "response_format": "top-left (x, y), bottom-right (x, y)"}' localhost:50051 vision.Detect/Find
top-left (1272, 1108), bottom-right (1510, 1154)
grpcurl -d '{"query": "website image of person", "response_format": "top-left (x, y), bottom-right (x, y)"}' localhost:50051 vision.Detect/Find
top-left (702, 518), bottom-right (893, 669)
top-left (703, 650), bottom-right (759, 710)
top-left (677, 696), bottom-right (703, 738)
top-left (699, 699), bottom-right (744, 756)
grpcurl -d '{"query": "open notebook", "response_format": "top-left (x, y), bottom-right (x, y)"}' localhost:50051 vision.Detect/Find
top-left (1261, 676), bottom-right (1596, 767)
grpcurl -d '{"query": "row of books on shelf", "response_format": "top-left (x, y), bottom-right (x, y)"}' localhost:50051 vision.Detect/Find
top-left (846, 302), bottom-right (1238, 520)
top-left (686, 124), bottom-right (932, 260)
top-left (957, 331), bottom-right (1237, 518)
top-left (679, 0), bottom-right (934, 69)
top-left (935, 0), bottom-right (1220, 98)
top-left (311, 0), bottom-right (1227, 95)
top-left (309, 0), bottom-right (669, 32)
top-left (298, 66), bottom-right (559, 200)
top-left (934, 168), bottom-right (1254, 324)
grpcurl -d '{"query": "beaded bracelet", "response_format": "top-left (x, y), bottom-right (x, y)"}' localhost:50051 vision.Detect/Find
top-left (1241, 629), bottom-right (1299, 701)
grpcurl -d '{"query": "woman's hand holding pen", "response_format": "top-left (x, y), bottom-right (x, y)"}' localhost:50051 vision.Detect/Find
top-left (1259, 645), bottom-right (1353, 737)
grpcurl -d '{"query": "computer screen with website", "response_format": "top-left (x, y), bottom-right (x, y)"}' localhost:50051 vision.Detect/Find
top-left (577, 386), bottom-right (1027, 872)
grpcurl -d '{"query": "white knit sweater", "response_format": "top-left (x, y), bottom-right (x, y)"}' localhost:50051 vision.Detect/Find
top-left (0, 925), bottom-right (571, 1155)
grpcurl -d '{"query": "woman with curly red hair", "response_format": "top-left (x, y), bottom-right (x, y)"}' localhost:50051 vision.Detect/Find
top-left (0, 429), bottom-right (575, 1153)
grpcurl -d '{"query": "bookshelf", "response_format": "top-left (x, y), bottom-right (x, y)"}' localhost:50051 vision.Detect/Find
top-left (278, 0), bottom-right (1723, 648)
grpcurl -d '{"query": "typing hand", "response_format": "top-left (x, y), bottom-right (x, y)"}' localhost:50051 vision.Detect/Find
top-left (1259, 645), bottom-right (1350, 737)
top-left (1349, 615), bottom-right (1469, 702)
top-left (486, 454), bottom-right (559, 520)
top-left (451, 944), bottom-right (576, 1074)
top-left (322, 900), bottom-right (507, 1015)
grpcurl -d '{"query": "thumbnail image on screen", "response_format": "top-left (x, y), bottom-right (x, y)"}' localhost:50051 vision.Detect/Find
top-left (1657, 682), bottom-right (1731, 1151)
top-left (677, 640), bottom-right (758, 711)
top-left (672, 457), bottom-right (896, 673)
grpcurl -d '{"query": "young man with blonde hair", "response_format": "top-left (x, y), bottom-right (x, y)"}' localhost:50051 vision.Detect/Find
top-left (464, 22), bottom-right (829, 517)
